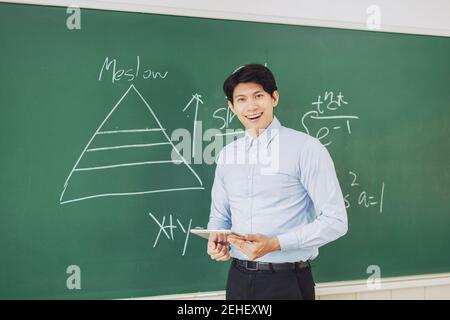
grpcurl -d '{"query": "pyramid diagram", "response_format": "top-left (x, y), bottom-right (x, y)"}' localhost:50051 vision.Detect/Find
top-left (60, 84), bottom-right (204, 204)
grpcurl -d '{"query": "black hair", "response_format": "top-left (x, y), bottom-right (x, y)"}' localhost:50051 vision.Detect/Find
top-left (223, 64), bottom-right (278, 102)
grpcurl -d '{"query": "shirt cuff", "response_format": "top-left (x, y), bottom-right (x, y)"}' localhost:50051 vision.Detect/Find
top-left (207, 218), bottom-right (230, 230)
top-left (277, 232), bottom-right (300, 251)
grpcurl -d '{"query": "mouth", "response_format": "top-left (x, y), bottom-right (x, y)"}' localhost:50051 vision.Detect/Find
top-left (245, 112), bottom-right (263, 122)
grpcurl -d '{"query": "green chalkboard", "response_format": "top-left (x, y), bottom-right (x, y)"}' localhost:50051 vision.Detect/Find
top-left (1, 3), bottom-right (449, 299)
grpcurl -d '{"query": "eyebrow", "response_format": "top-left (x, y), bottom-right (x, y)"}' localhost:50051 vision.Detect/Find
top-left (234, 90), bottom-right (264, 98)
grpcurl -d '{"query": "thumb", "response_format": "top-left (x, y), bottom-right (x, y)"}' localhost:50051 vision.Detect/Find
top-left (244, 234), bottom-right (259, 241)
top-left (208, 241), bottom-right (216, 250)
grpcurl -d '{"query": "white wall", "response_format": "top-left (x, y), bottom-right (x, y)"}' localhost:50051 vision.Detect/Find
top-left (3, 0), bottom-right (450, 36)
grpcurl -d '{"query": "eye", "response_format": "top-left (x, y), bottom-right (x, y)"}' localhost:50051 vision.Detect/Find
top-left (256, 94), bottom-right (264, 98)
top-left (236, 98), bottom-right (245, 102)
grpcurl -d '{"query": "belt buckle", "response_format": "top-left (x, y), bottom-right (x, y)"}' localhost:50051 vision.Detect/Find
top-left (245, 260), bottom-right (259, 271)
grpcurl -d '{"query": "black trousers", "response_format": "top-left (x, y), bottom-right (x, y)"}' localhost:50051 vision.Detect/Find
top-left (226, 259), bottom-right (316, 300)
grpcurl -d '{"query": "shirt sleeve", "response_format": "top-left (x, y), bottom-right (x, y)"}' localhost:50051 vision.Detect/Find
top-left (277, 138), bottom-right (348, 251)
top-left (207, 151), bottom-right (232, 230)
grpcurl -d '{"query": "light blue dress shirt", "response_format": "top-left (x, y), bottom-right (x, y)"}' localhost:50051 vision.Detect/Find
top-left (207, 116), bottom-right (348, 263)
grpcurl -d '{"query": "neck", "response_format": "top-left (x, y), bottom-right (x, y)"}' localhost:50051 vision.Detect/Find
top-left (246, 117), bottom-right (274, 138)
top-left (246, 128), bottom-right (260, 138)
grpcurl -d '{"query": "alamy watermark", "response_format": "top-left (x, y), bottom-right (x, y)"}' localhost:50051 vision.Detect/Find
top-left (366, 5), bottom-right (381, 30)
top-left (66, 265), bottom-right (81, 290)
top-left (170, 122), bottom-right (280, 174)
top-left (66, 6), bottom-right (81, 30)
top-left (366, 265), bottom-right (381, 290)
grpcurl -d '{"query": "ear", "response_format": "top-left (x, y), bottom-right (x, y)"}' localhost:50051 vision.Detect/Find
top-left (227, 100), bottom-right (237, 115)
top-left (271, 90), bottom-right (279, 108)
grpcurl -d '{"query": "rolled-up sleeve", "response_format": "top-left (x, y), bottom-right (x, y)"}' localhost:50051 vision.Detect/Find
top-left (277, 139), bottom-right (348, 251)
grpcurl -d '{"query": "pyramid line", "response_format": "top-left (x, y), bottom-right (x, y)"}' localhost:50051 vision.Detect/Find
top-left (74, 159), bottom-right (183, 172)
top-left (87, 142), bottom-right (170, 152)
top-left (60, 187), bottom-right (205, 205)
top-left (97, 128), bottom-right (165, 134)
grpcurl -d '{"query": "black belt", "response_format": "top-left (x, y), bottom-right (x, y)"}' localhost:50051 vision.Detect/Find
top-left (233, 258), bottom-right (310, 272)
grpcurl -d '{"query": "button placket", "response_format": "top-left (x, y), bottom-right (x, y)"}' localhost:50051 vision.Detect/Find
top-left (248, 164), bottom-right (254, 233)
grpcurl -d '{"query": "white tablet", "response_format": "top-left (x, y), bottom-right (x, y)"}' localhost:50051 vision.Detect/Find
top-left (190, 228), bottom-right (244, 242)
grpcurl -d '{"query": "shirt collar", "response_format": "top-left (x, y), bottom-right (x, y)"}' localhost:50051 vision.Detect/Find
top-left (245, 116), bottom-right (281, 151)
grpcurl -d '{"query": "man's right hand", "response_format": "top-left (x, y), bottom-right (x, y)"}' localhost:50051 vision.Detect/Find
top-left (207, 240), bottom-right (230, 261)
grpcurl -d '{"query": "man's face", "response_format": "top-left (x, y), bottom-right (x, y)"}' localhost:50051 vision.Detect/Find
top-left (228, 82), bottom-right (279, 136)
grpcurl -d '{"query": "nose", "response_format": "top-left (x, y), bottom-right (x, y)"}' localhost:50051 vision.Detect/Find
top-left (246, 97), bottom-right (259, 111)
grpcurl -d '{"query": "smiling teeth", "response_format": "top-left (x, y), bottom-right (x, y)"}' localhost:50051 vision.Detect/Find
top-left (246, 113), bottom-right (262, 119)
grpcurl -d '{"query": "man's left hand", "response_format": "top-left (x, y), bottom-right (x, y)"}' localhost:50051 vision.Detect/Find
top-left (228, 233), bottom-right (281, 261)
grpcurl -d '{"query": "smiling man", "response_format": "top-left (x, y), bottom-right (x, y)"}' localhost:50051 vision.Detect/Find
top-left (207, 64), bottom-right (348, 300)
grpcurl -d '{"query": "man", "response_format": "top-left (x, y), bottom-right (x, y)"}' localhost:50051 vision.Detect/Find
top-left (207, 64), bottom-right (348, 300)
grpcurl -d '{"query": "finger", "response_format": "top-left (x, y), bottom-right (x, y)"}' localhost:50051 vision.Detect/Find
top-left (213, 244), bottom-right (229, 258)
top-left (228, 240), bottom-right (241, 250)
top-left (228, 238), bottom-right (244, 246)
top-left (208, 243), bottom-right (224, 256)
top-left (240, 246), bottom-right (254, 259)
top-left (228, 234), bottom-right (246, 241)
top-left (229, 239), bottom-right (249, 254)
top-left (244, 233), bottom-right (260, 241)
top-left (216, 253), bottom-right (231, 261)
top-left (237, 242), bottom-right (257, 260)
top-left (217, 233), bottom-right (227, 244)
top-left (211, 250), bottom-right (227, 260)
top-left (208, 233), bottom-right (219, 243)
top-left (219, 244), bottom-right (228, 255)
top-left (210, 243), bottom-right (222, 253)
top-left (211, 253), bottom-right (221, 260)
top-left (208, 248), bottom-right (220, 256)
top-left (211, 251), bottom-right (223, 259)
top-left (208, 249), bottom-right (218, 257)
top-left (208, 241), bottom-right (216, 251)
top-left (207, 243), bottom-right (216, 254)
